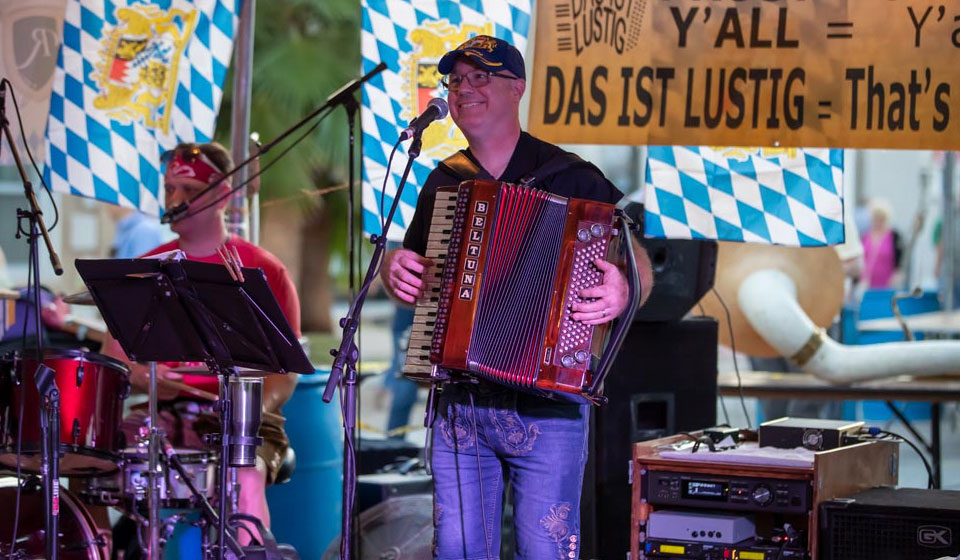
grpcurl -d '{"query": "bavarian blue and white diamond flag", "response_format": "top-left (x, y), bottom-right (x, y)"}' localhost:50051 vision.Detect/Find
top-left (644, 146), bottom-right (845, 246)
top-left (43, 0), bottom-right (241, 216)
top-left (361, 0), bottom-right (532, 240)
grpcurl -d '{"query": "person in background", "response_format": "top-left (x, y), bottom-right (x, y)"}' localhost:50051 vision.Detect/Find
top-left (382, 304), bottom-right (417, 439)
top-left (107, 204), bottom-right (173, 259)
top-left (861, 198), bottom-right (903, 288)
top-left (101, 141), bottom-right (299, 537)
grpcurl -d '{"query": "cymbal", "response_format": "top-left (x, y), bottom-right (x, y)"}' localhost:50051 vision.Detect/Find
top-left (63, 290), bottom-right (96, 305)
top-left (0, 288), bottom-right (20, 301)
top-left (697, 242), bottom-right (844, 358)
top-left (169, 366), bottom-right (268, 377)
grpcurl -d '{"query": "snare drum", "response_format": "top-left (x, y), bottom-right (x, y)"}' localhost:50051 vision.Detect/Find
top-left (0, 349), bottom-right (130, 475)
top-left (0, 477), bottom-right (110, 559)
top-left (81, 447), bottom-right (217, 510)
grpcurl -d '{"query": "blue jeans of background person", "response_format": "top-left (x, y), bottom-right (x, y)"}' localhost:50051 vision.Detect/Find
top-left (384, 306), bottom-right (417, 438)
top-left (431, 382), bottom-right (589, 560)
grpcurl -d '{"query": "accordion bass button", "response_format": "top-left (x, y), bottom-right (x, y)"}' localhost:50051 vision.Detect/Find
top-left (561, 355), bottom-right (576, 368)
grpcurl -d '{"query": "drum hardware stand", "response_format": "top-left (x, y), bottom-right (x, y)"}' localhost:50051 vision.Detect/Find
top-left (35, 365), bottom-right (60, 560)
top-left (322, 127), bottom-right (425, 560)
top-left (75, 257), bottom-right (312, 560)
top-left (158, 435), bottom-right (243, 556)
top-left (147, 361), bottom-right (161, 560)
top-left (2, 81), bottom-right (64, 560)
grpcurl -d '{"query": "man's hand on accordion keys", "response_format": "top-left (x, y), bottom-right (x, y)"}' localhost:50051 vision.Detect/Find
top-left (569, 258), bottom-right (630, 325)
top-left (382, 248), bottom-right (433, 304)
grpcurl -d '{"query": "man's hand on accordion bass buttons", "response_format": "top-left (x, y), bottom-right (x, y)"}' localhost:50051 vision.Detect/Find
top-left (570, 258), bottom-right (629, 325)
top-left (382, 248), bottom-right (432, 304)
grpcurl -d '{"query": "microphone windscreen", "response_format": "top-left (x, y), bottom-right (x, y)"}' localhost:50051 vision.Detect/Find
top-left (428, 97), bottom-right (449, 119)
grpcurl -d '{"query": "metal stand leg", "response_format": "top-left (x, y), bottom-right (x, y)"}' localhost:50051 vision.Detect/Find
top-left (148, 361), bottom-right (161, 559)
top-left (217, 374), bottom-right (232, 560)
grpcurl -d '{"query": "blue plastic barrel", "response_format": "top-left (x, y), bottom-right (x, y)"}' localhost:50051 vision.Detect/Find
top-left (266, 369), bottom-right (343, 558)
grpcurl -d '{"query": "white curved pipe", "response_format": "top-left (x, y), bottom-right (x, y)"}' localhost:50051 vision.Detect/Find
top-left (739, 269), bottom-right (960, 383)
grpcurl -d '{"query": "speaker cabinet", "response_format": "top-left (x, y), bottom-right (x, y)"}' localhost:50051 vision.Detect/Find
top-left (581, 318), bottom-right (719, 559)
top-left (635, 237), bottom-right (718, 322)
top-left (820, 488), bottom-right (960, 560)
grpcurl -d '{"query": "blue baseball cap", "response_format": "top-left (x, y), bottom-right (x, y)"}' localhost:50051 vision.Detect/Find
top-left (437, 35), bottom-right (525, 80)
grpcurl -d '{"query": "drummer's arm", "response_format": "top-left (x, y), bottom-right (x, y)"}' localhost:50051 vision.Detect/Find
top-left (100, 332), bottom-right (139, 386)
top-left (101, 331), bottom-right (180, 398)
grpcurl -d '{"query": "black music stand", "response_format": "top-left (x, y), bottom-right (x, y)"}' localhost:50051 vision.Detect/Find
top-left (76, 255), bottom-right (313, 559)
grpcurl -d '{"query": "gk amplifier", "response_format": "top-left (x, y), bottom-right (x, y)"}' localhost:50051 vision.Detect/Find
top-left (819, 487), bottom-right (960, 560)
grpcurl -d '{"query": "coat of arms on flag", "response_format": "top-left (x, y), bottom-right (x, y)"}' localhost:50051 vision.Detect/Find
top-left (360, 0), bottom-right (533, 240)
top-left (644, 146), bottom-right (846, 247)
top-left (43, 0), bottom-right (240, 216)
top-left (91, 5), bottom-right (196, 133)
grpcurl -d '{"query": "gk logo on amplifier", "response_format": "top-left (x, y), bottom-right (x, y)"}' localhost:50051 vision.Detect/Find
top-left (918, 525), bottom-right (952, 548)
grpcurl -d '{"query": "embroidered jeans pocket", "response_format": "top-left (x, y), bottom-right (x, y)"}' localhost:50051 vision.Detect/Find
top-left (438, 402), bottom-right (476, 451)
top-left (489, 393), bottom-right (541, 454)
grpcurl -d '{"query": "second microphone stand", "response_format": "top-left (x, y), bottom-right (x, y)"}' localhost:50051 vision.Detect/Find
top-left (322, 133), bottom-right (424, 560)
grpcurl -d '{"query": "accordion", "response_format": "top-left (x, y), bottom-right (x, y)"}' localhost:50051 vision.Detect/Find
top-left (402, 180), bottom-right (640, 404)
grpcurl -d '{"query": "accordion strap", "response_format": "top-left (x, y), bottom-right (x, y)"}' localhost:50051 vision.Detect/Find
top-left (437, 151), bottom-right (492, 181)
top-left (438, 149), bottom-right (598, 188)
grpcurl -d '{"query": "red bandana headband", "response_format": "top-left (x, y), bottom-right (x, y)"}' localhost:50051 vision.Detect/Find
top-left (165, 149), bottom-right (225, 186)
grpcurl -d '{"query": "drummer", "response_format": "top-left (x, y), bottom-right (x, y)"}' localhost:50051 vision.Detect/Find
top-left (102, 141), bottom-right (301, 537)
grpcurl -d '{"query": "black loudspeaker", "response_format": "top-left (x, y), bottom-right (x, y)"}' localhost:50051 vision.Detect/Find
top-left (636, 237), bottom-right (718, 321)
top-left (819, 487), bottom-right (960, 560)
top-left (624, 201), bottom-right (719, 322)
top-left (581, 318), bottom-right (719, 560)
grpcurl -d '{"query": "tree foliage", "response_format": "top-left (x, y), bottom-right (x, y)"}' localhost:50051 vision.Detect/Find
top-left (217, 0), bottom-right (361, 208)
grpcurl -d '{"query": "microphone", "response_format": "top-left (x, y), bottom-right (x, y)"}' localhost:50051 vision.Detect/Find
top-left (399, 98), bottom-right (449, 142)
top-left (160, 202), bottom-right (189, 224)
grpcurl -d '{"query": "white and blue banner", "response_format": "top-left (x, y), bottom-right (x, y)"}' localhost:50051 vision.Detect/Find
top-left (360, 0), bottom-right (532, 240)
top-left (644, 146), bottom-right (845, 246)
top-left (43, 0), bottom-right (241, 216)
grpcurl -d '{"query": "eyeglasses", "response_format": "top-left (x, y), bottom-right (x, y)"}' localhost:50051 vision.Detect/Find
top-left (161, 146), bottom-right (209, 165)
top-left (440, 70), bottom-right (518, 93)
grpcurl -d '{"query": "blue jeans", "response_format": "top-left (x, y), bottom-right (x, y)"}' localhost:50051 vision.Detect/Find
top-left (385, 306), bottom-right (417, 438)
top-left (431, 382), bottom-right (589, 560)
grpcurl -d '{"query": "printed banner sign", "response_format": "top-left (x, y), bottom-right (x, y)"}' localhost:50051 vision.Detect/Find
top-left (528, 0), bottom-right (960, 150)
top-left (0, 0), bottom-right (67, 166)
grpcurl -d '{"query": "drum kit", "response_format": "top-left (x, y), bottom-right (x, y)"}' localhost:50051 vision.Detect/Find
top-left (0, 243), bottom-right (314, 559)
top-left (0, 347), bottom-right (267, 559)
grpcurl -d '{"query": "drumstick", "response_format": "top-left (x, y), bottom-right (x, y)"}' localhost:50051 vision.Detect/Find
top-left (216, 245), bottom-right (240, 282)
top-left (229, 245), bottom-right (245, 282)
top-left (157, 378), bottom-right (284, 424)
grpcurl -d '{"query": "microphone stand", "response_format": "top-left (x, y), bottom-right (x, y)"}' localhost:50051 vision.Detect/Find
top-left (322, 132), bottom-right (424, 560)
top-left (162, 62), bottom-right (387, 224)
top-left (1, 83), bottom-right (63, 560)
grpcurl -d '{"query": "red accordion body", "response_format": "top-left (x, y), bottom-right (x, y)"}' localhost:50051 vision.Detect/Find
top-left (404, 180), bottom-right (623, 402)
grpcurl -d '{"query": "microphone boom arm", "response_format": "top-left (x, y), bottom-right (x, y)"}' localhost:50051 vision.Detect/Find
top-left (162, 62), bottom-right (388, 223)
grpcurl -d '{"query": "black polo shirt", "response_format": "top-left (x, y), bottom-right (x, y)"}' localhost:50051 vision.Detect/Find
top-left (402, 131), bottom-right (623, 255)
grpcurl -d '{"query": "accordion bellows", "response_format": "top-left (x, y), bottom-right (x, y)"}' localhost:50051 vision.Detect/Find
top-left (404, 180), bottom-right (631, 403)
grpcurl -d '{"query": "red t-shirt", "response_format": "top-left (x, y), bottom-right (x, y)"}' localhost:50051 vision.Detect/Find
top-left (141, 235), bottom-right (301, 393)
